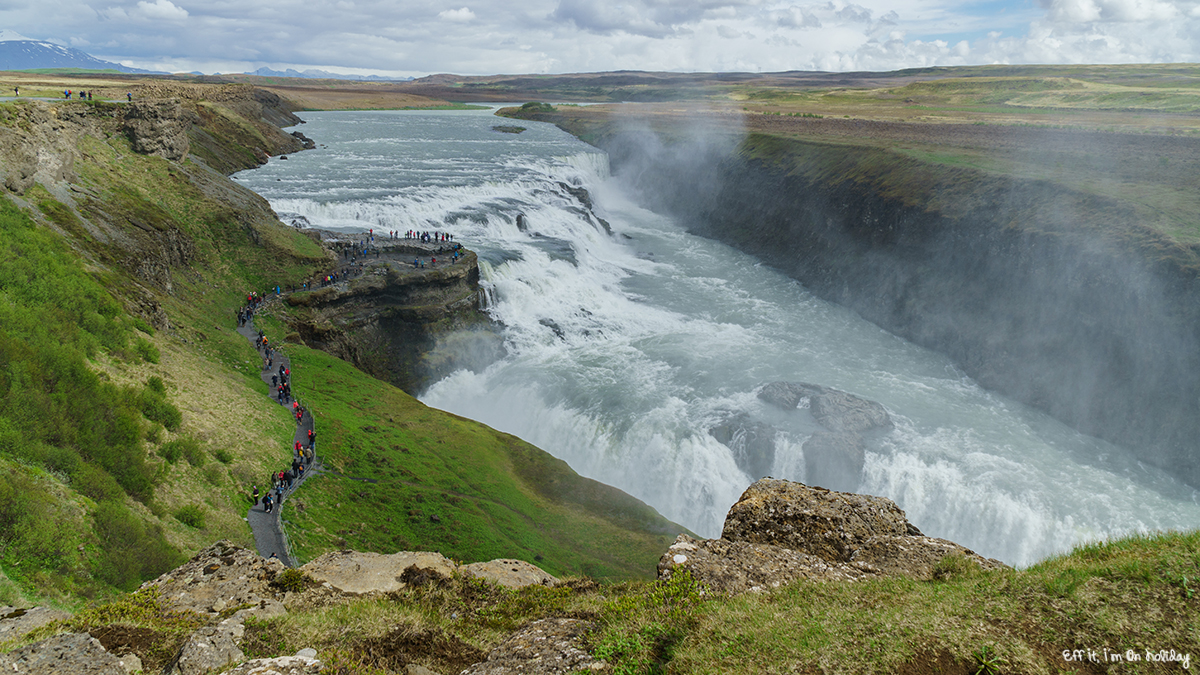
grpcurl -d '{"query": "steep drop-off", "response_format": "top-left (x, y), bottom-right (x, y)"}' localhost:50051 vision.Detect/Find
top-left (509, 106), bottom-right (1200, 487)
top-left (0, 90), bottom-right (683, 605)
top-left (284, 243), bottom-right (494, 394)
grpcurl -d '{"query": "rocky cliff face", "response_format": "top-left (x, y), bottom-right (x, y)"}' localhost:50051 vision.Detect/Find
top-left (598, 129), bottom-right (1200, 489)
top-left (286, 244), bottom-right (495, 393)
top-left (0, 95), bottom-right (319, 329)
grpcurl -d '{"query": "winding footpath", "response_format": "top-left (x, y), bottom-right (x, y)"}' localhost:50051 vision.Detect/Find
top-left (237, 312), bottom-right (319, 567)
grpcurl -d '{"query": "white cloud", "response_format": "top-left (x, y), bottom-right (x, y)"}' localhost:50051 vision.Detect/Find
top-left (134, 0), bottom-right (188, 20)
top-left (438, 6), bottom-right (475, 21)
top-left (1039, 0), bottom-right (1180, 22)
top-left (3, 0), bottom-right (1199, 77)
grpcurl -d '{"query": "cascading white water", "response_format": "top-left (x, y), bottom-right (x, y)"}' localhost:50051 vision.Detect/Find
top-left (236, 108), bottom-right (1200, 567)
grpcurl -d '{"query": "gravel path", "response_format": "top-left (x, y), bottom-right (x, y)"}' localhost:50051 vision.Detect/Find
top-left (238, 310), bottom-right (318, 567)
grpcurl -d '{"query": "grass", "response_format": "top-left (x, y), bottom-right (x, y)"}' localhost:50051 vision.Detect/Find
top-left (61, 529), bottom-right (1174, 673)
top-left (247, 317), bottom-right (683, 580)
top-left (0, 94), bottom-right (328, 603)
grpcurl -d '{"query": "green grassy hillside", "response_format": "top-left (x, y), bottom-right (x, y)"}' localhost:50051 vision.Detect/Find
top-left (248, 314), bottom-right (681, 578)
top-left (0, 91), bottom-right (682, 608)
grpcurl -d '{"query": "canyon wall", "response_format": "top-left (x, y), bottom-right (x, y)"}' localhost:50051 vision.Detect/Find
top-left (598, 128), bottom-right (1200, 486)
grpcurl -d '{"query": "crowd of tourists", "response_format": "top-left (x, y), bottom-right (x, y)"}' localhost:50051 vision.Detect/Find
top-left (406, 230), bottom-right (454, 243)
top-left (234, 227), bottom-right (468, 528)
top-left (236, 293), bottom-right (319, 518)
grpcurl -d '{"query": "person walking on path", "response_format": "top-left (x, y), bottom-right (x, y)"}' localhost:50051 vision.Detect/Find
top-left (252, 485), bottom-right (260, 505)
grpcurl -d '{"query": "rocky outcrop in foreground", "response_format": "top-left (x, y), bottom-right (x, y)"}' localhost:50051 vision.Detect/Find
top-left (300, 550), bottom-right (559, 596)
top-left (658, 478), bottom-right (1005, 594)
top-left (3, 480), bottom-right (1008, 673)
top-left (0, 541), bottom-right (564, 675)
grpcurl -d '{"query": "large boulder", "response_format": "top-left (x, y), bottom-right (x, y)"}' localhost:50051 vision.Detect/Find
top-left (141, 541), bottom-right (287, 619)
top-left (809, 388), bottom-right (893, 434)
top-left (665, 479), bottom-right (1006, 591)
top-left (0, 632), bottom-right (127, 675)
top-left (300, 550), bottom-right (456, 595)
top-left (722, 478), bottom-right (909, 562)
top-left (460, 559), bottom-right (559, 589)
top-left (656, 534), bottom-right (872, 593)
top-left (757, 381), bottom-right (820, 410)
top-left (460, 618), bottom-right (606, 674)
top-left (802, 430), bottom-right (866, 492)
top-left (169, 618), bottom-right (246, 675)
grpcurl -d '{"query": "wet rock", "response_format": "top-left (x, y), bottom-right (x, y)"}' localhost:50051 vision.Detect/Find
top-left (557, 182), bottom-right (593, 210)
top-left (0, 632), bottom-right (126, 675)
top-left (708, 412), bottom-right (777, 479)
top-left (757, 381), bottom-right (822, 410)
top-left (217, 654), bottom-right (322, 675)
top-left (758, 381), bottom-right (892, 434)
top-left (170, 618), bottom-right (246, 675)
top-left (802, 430), bottom-right (866, 492)
top-left (0, 606), bottom-right (71, 641)
top-left (657, 534), bottom-right (873, 593)
top-left (809, 388), bottom-right (893, 434)
top-left (461, 618), bottom-right (605, 674)
top-left (290, 131), bottom-right (317, 149)
top-left (300, 550), bottom-right (456, 595)
top-left (460, 559), bottom-right (558, 589)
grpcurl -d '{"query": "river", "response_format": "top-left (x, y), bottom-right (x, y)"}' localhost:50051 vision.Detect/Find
top-left (234, 107), bottom-right (1200, 567)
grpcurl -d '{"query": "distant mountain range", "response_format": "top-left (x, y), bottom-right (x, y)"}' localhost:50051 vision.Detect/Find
top-left (244, 66), bottom-right (412, 82)
top-left (0, 31), bottom-right (408, 80)
top-left (0, 34), bottom-right (161, 73)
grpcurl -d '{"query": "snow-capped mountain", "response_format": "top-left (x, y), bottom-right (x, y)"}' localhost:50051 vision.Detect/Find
top-left (0, 36), bottom-right (159, 73)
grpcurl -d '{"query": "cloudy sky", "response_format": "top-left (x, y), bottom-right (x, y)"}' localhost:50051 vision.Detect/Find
top-left (4, 0), bottom-right (1199, 76)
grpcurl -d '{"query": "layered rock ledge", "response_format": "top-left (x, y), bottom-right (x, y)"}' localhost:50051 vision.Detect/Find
top-left (658, 478), bottom-right (1006, 594)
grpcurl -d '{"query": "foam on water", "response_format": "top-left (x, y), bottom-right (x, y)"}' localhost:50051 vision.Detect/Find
top-left (236, 109), bottom-right (1200, 567)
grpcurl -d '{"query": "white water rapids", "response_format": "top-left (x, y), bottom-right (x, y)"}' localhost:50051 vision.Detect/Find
top-left (235, 108), bottom-right (1200, 567)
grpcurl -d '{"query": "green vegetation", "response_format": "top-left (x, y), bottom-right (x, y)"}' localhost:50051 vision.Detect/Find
top-left (0, 85), bottom-right (684, 606)
top-left (12, 587), bottom-right (209, 671)
top-left (0, 196), bottom-right (187, 597)
top-left (246, 323), bottom-right (682, 579)
top-left (0, 96), bottom-right (330, 603)
top-left (173, 504), bottom-right (205, 529)
top-left (519, 101), bottom-right (556, 113)
top-left (28, 531), bottom-right (1161, 673)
